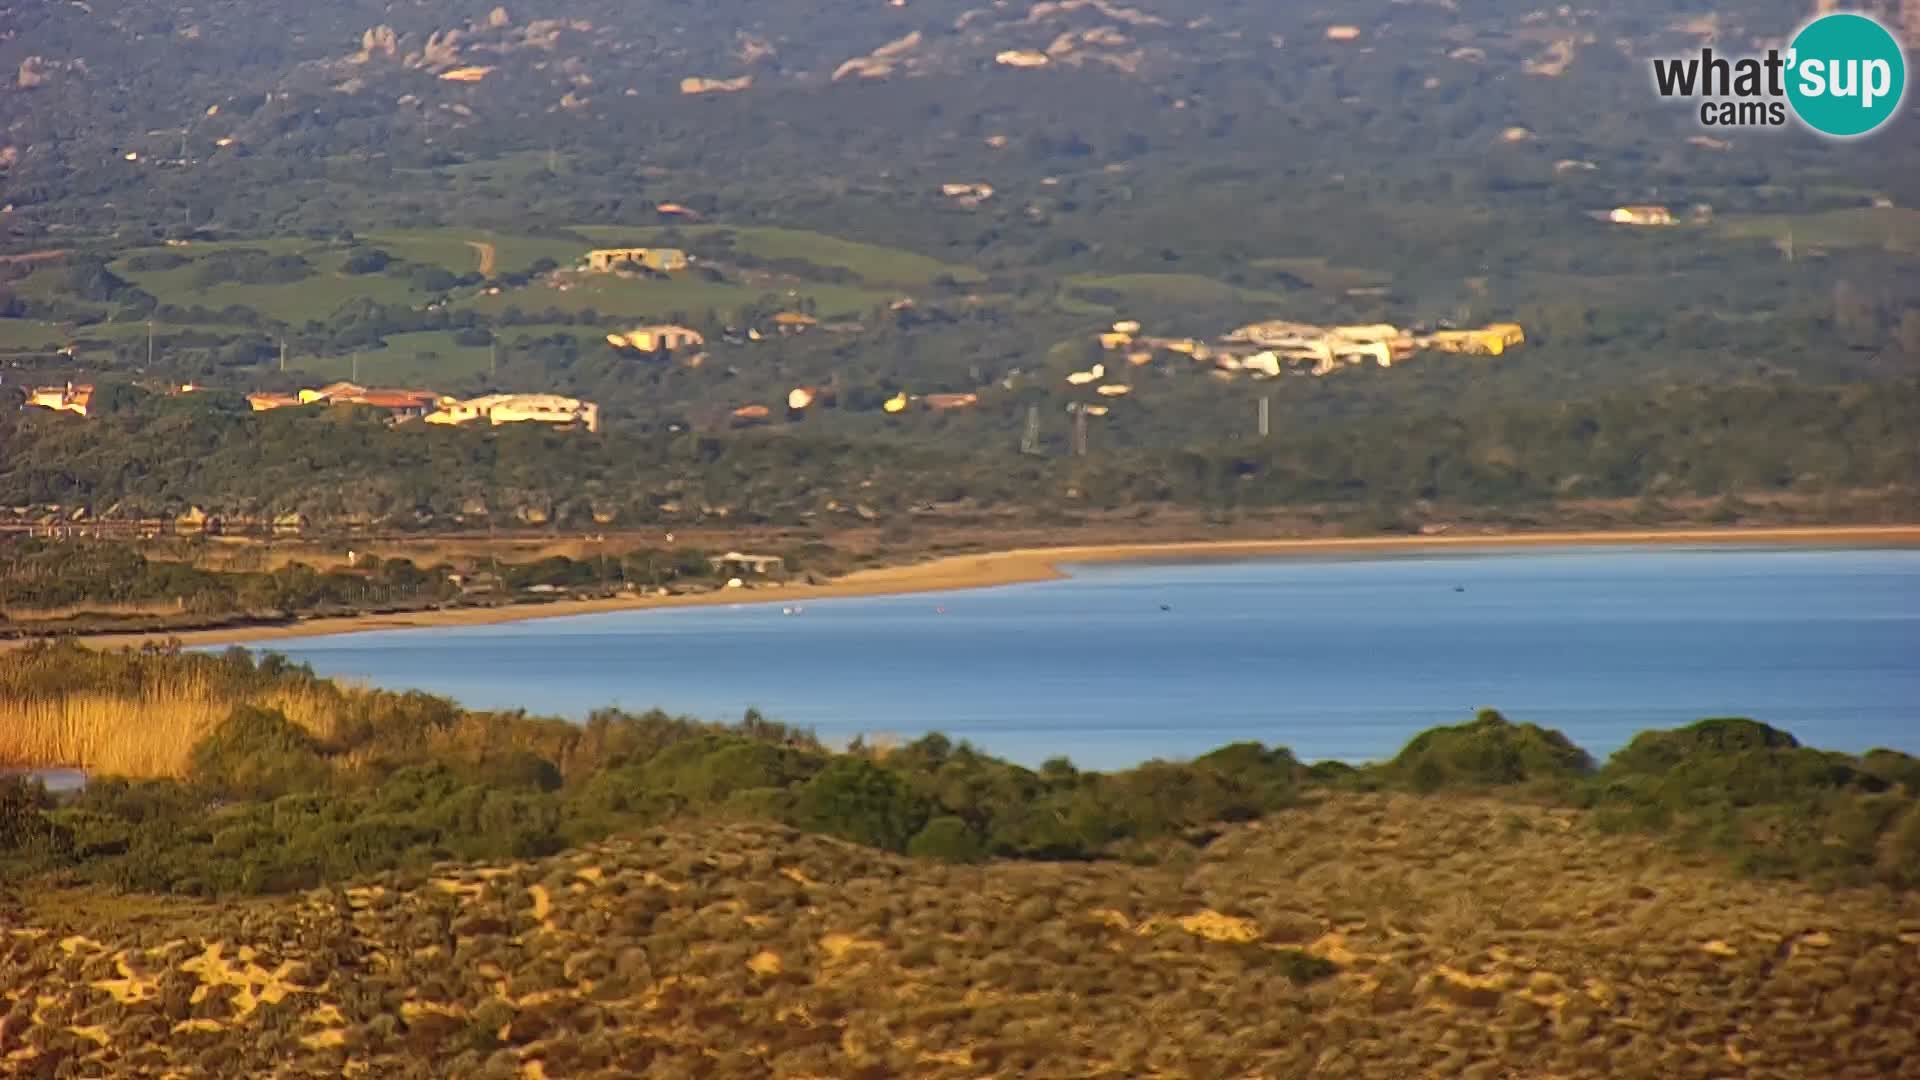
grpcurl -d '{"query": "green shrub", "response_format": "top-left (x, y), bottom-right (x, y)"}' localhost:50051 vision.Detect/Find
top-left (187, 705), bottom-right (331, 799)
top-left (0, 779), bottom-right (72, 861)
top-left (1588, 719), bottom-right (1918, 888)
top-left (794, 759), bottom-right (929, 853)
top-left (1607, 718), bottom-right (1801, 775)
top-left (642, 737), bottom-right (820, 805)
top-left (471, 751), bottom-right (564, 793)
top-left (908, 816), bottom-right (985, 863)
top-left (721, 786), bottom-right (797, 823)
top-left (1383, 710), bottom-right (1594, 791)
top-left (343, 249), bottom-right (393, 274)
top-left (1879, 804), bottom-right (1920, 888)
top-left (1599, 719), bottom-right (1862, 809)
top-left (1860, 749), bottom-right (1920, 794)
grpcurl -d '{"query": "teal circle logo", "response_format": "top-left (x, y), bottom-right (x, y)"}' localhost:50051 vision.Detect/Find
top-left (1787, 13), bottom-right (1906, 137)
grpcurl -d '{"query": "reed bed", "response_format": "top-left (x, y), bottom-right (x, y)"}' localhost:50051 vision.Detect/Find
top-left (0, 655), bottom-right (343, 779)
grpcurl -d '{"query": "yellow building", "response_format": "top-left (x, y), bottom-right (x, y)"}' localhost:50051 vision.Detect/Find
top-left (27, 384), bottom-right (94, 417)
top-left (586, 247), bottom-right (689, 272)
top-left (620, 325), bottom-right (705, 352)
top-left (246, 392), bottom-right (303, 412)
top-left (1608, 206), bottom-right (1674, 226)
top-left (1422, 324), bottom-right (1527, 357)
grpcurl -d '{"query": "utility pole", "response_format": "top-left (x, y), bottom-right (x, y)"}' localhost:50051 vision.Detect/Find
top-left (1071, 405), bottom-right (1088, 458)
top-left (1258, 395), bottom-right (1270, 439)
top-left (351, 352), bottom-right (359, 382)
top-left (1020, 405), bottom-right (1041, 456)
top-left (279, 339), bottom-right (288, 374)
top-left (146, 320), bottom-right (154, 368)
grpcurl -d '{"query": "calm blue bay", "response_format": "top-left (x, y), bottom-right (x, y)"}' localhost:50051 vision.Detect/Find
top-left (247, 546), bottom-right (1919, 772)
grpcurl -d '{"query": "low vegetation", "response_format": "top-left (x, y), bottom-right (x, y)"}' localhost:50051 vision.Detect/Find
top-left (0, 537), bottom-right (765, 639)
top-left (2, 649), bottom-right (1918, 1075)
top-left (2, 647), bottom-right (1917, 902)
top-left (3, 800), bottom-right (1914, 1077)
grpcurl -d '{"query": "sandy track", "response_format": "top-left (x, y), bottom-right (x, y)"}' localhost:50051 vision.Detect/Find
top-left (466, 240), bottom-right (497, 276)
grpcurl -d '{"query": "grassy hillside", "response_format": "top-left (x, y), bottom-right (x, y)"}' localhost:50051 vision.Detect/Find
top-left (4, 799), bottom-right (1915, 1078)
top-left (570, 225), bottom-right (986, 288)
top-left (2, 648), bottom-right (1918, 1074)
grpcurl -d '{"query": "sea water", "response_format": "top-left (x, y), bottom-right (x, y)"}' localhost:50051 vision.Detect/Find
top-left (256, 546), bottom-right (1919, 771)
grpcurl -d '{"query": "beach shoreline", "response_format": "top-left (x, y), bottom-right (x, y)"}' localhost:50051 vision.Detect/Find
top-left (9, 523), bottom-right (1918, 652)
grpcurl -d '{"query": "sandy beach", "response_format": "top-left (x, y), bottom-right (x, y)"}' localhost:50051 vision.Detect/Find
top-left (12, 523), bottom-right (1919, 652)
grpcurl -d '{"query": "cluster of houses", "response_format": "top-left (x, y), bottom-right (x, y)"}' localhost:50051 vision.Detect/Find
top-left (1080, 315), bottom-right (1526, 384)
top-left (19, 379), bottom-right (600, 434)
top-left (602, 312), bottom-right (820, 362)
top-left (2, 503), bottom-right (313, 540)
top-left (245, 382), bottom-right (601, 433)
top-left (724, 384), bottom-right (982, 428)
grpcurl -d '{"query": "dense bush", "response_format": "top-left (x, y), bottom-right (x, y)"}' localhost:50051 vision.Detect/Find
top-left (795, 759), bottom-right (930, 853)
top-left (907, 815), bottom-right (986, 862)
top-left (188, 704), bottom-right (331, 799)
top-left (4, 647), bottom-right (1918, 895)
top-left (1384, 709), bottom-right (1595, 792)
top-left (0, 779), bottom-right (72, 862)
top-left (190, 250), bottom-right (314, 290)
top-left (1581, 717), bottom-right (1916, 886)
top-left (342, 248), bottom-right (393, 274)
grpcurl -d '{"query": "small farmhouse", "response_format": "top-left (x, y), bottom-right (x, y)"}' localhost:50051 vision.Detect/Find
top-left (26, 384), bottom-right (93, 417)
top-left (1608, 206), bottom-right (1674, 226)
top-left (586, 247), bottom-right (689, 272)
top-left (619, 325), bottom-right (706, 353)
top-left (425, 394), bottom-right (600, 433)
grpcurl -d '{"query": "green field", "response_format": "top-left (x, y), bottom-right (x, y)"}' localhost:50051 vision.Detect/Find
top-left (0, 319), bottom-right (67, 349)
top-left (286, 331), bottom-right (490, 385)
top-left (1250, 256), bottom-right (1393, 291)
top-left (120, 266), bottom-right (421, 324)
top-left (1715, 208), bottom-right (1920, 253)
top-left (285, 325), bottom-right (599, 386)
top-left (96, 231), bottom-right (584, 325)
top-left (570, 224), bottom-right (985, 287)
top-left (361, 229), bottom-right (584, 277)
top-left (1062, 272), bottom-right (1290, 311)
top-left (461, 273), bottom-right (891, 321)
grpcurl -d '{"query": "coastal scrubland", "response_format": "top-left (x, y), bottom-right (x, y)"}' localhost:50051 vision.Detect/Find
top-left (3, 643), bottom-right (1919, 1076)
top-left (4, 643), bottom-right (1918, 896)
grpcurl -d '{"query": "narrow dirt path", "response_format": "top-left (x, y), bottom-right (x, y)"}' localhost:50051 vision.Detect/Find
top-left (466, 240), bottom-right (497, 276)
top-left (0, 249), bottom-right (70, 266)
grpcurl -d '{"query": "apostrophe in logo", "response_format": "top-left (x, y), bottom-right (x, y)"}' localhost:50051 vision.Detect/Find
top-left (1785, 13), bottom-right (1906, 138)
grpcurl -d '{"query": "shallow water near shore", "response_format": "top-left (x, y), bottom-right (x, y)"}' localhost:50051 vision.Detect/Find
top-left (251, 545), bottom-right (1919, 771)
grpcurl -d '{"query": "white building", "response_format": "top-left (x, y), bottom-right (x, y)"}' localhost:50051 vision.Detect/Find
top-left (426, 394), bottom-right (600, 433)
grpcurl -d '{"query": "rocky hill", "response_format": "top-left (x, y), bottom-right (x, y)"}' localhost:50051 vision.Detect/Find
top-left (6, 793), bottom-right (1917, 1078)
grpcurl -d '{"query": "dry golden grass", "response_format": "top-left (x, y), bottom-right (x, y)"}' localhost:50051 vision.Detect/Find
top-left (0, 675), bottom-right (339, 778)
top-left (6, 796), bottom-right (1916, 1078)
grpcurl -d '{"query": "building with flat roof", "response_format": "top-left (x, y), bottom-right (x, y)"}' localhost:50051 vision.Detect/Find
top-left (425, 393), bottom-right (600, 433)
top-left (586, 247), bottom-right (689, 272)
